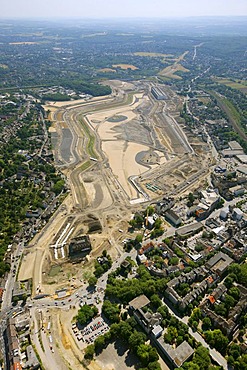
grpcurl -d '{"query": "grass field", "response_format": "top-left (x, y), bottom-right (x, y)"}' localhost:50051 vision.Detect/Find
top-left (0, 64), bottom-right (8, 69)
top-left (222, 98), bottom-right (242, 124)
top-left (197, 96), bottom-right (211, 105)
top-left (134, 52), bottom-right (173, 58)
top-left (214, 77), bottom-right (247, 93)
top-left (79, 118), bottom-right (98, 158)
top-left (79, 161), bottom-right (91, 172)
top-left (209, 90), bottom-right (247, 141)
top-left (98, 68), bottom-right (116, 73)
top-left (112, 64), bottom-right (138, 70)
top-left (49, 265), bottom-right (61, 277)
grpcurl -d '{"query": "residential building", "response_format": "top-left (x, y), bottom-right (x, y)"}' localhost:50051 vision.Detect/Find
top-left (205, 252), bottom-right (233, 277)
top-left (232, 208), bottom-right (243, 221)
top-left (156, 337), bottom-right (194, 368)
top-left (25, 345), bottom-right (39, 369)
top-left (5, 319), bottom-right (22, 370)
top-left (165, 209), bottom-right (182, 227)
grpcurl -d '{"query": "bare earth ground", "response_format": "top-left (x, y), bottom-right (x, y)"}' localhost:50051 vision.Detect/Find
top-left (87, 92), bottom-right (165, 200)
top-left (44, 94), bottom-right (112, 109)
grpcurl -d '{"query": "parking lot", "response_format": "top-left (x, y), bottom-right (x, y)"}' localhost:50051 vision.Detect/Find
top-left (72, 317), bottom-right (109, 346)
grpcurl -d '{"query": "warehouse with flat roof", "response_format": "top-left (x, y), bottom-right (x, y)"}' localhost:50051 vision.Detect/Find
top-left (151, 86), bottom-right (167, 100)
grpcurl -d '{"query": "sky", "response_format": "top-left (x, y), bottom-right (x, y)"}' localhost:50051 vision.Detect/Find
top-left (1, 0), bottom-right (247, 19)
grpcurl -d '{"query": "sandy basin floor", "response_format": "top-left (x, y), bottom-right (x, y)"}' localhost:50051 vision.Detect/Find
top-left (86, 94), bottom-right (151, 200)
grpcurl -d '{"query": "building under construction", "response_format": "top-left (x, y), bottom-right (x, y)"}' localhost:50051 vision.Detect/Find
top-left (68, 235), bottom-right (92, 260)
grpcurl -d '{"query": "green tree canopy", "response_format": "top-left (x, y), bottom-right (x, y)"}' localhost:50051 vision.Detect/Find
top-left (76, 304), bottom-right (98, 326)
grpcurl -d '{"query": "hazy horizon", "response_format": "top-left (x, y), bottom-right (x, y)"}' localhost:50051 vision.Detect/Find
top-left (1, 0), bottom-right (247, 19)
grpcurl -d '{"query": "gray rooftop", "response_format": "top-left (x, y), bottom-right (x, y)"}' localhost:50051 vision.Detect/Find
top-left (206, 252), bottom-right (233, 273)
top-left (229, 141), bottom-right (243, 151)
top-left (129, 295), bottom-right (150, 310)
top-left (237, 166), bottom-right (247, 175)
top-left (157, 338), bottom-right (194, 367)
top-left (176, 222), bottom-right (203, 237)
top-left (165, 209), bottom-right (181, 222)
top-left (26, 345), bottom-right (39, 368)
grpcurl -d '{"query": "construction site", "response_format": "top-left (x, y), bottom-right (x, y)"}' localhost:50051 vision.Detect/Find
top-left (18, 79), bottom-right (211, 297)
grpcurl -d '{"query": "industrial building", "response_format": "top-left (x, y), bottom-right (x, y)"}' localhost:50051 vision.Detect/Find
top-left (151, 86), bottom-right (167, 100)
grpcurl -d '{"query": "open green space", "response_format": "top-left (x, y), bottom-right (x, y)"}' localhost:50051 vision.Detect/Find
top-left (79, 118), bottom-right (98, 159)
top-left (208, 90), bottom-right (247, 142)
top-left (48, 265), bottom-right (62, 277)
top-left (214, 78), bottom-right (247, 93)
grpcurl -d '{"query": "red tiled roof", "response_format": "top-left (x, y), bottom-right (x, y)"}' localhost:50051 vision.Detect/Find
top-left (208, 295), bottom-right (216, 304)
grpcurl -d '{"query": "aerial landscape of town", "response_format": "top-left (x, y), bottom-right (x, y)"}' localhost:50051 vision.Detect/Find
top-left (0, 6), bottom-right (247, 370)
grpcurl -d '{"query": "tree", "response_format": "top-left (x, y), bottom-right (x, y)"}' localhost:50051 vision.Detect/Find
top-left (214, 303), bottom-right (227, 317)
top-left (94, 335), bottom-right (106, 353)
top-left (135, 234), bottom-right (143, 244)
top-left (109, 323), bottom-right (120, 338)
top-left (52, 179), bottom-right (65, 195)
top-left (164, 326), bottom-right (178, 344)
top-left (202, 317), bottom-right (212, 331)
top-left (190, 308), bottom-right (202, 321)
top-left (228, 343), bottom-right (241, 360)
top-left (154, 218), bottom-right (162, 229)
top-left (193, 345), bottom-right (210, 370)
top-left (170, 257), bottom-right (179, 266)
top-left (204, 330), bottom-right (228, 355)
top-left (148, 347), bottom-right (159, 362)
top-left (146, 206), bottom-right (155, 216)
top-left (163, 237), bottom-right (172, 247)
top-left (150, 228), bottom-right (164, 239)
top-left (191, 321), bottom-right (199, 331)
top-left (187, 192), bottom-right (195, 206)
top-left (117, 321), bottom-right (132, 341)
top-left (88, 276), bottom-right (97, 286)
top-left (77, 305), bottom-right (98, 326)
top-left (177, 335), bottom-right (184, 346)
top-left (84, 344), bottom-right (95, 359)
top-left (228, 287), bottom-right (240, 300)
top-left (157, 305), bottom-right (170, 320)
top-left (129, 331), bottom-right (146, 351)
top-left (137, 344), bottom-right (150, 365)
top-left (224, 294), bottom-right (236, 309)
top-left (150, 294), bottom-right (162, 309)
top-left (137, 344), bottom-right (159, 366)
top-left (102, 300), bottom-right (120, 323)
top-left (224, 276), bottom-right (234, 289)
top-left (147, 362), bottom-right (161, 370)
top-left (126, 316), bottom-right (138, 328)
top-left (228, 264), bottom-right (241, 280)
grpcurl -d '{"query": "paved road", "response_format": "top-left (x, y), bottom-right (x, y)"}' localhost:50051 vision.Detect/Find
top-left (30, 308), bottom-right (66, 370)
top-left (2, 242), bottom-right (24, 311)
